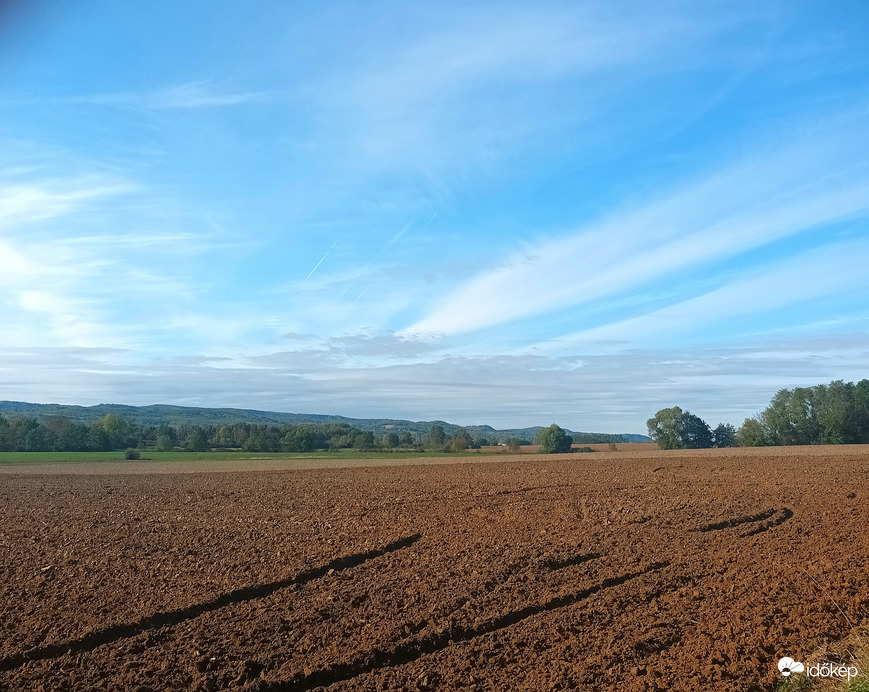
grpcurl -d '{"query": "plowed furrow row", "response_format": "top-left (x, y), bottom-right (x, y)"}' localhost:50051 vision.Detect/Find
top-left (265, 561), bottom-right (671, 692)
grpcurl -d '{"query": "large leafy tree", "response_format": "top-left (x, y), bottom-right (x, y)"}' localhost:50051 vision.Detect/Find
top-left (647, 407), bottom-right (713, 449)
top-left (646, 407), bottom-right (684, 450)
top-left (537, 423), bottom-right (573, 453)
top-left (737, 418), bottom-right (768, 447)
top-left (283, 425), bottom-right (323, 452)
top-left (681, 411), bottom-right (713, 449)
top-left (186, 428), bottom-right (209, 452)
top-left (682, 413), bottom-right (713, 449)
top-left (712, 423), bottom-right (737, 448)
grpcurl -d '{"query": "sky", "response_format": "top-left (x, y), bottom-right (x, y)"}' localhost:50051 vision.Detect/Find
top-left (1, 1), bottom-right (868, 433)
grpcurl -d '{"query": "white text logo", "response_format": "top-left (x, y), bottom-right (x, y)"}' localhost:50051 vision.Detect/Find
top-left (778, 657), bottom-right (860, 682)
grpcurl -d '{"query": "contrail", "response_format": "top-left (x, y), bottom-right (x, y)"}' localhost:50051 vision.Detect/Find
top-left (352, 283), bottom-right (370, 304)
top-left (337, 211), bottom-right (436, 300)
top-left (385, 221), bottom-right (414, 250)
top-left (385, 212), bottom-right (437, 251)
top-left (306, 241), bottom-right (336, 278)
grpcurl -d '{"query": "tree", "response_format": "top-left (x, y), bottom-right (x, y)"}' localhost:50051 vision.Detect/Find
top-left (95, 414), bottom-right (136, 450)
top-left (737, 417), bottom-right (768, 447)
top-left (56, 421), bottom-right (90, 451)
top-left (451, 428), bottom-right (472, 449)
top-left (185, 428), bottom-right (209, 452)
top-left (0, 414), bottom-right (10, 451)
top-left (681, 413), bottom-right (713, 449)
top-left (18, 417), bottom-right (51, 452)
top-left (155, 434), bottom-right (174, 452)
top-left (448, 436), bottom-right (468, 453)
top-left (428, 424), bottom-right (446, 449)
top-left (759, 387), bottom-right (820, 445)
top-left (855, 379), bottom-right (869, 442)
top-left (506, 438), bottom-right (521, 453)
top-left (647, 407), bottom-right (684, 450)
top-left (215, 425), bottom-right (234, 448)
top-left (647, 407), bottom-right (713, 449)
top-left (537, 424), bottom-right (573, 454)
top-left (712, 423), bottom-right (737, 448)
top-left (816, 380), bottom-right (857, 444)
top-left (352, 430), bottom-right (375, 450)
top-left (242, 432), bottom-right (263, 452)
top-left (382, 432), bottom-right (400, 449)
top-left (283, 425), bottom-right (321, 452)
top-left (88, 426), bottom-right (112, 452)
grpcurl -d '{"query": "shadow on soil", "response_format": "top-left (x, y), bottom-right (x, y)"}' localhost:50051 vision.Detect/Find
top-left (542, 552), bottom-right (601, 571)
top-left (743, 508), bottom-right (793, 536)
top-left (696, 507), bottom-right (793, 536)
top-left (263, 560), bottom-right (671, 692)
top-left (0, 533), bottom-right (421, 672)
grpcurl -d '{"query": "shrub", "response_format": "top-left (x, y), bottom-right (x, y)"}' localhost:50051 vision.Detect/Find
top-left (448, 436), bottom-right (468, 453)
top-left (124, 448), bottom-right (141, 460)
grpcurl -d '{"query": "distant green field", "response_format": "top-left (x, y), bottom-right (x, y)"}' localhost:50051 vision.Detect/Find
top-left (0, 449), bottom-right (490, 464)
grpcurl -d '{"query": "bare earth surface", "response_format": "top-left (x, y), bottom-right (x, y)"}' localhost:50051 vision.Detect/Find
top-left (1, 446), bottom-right (867, 691)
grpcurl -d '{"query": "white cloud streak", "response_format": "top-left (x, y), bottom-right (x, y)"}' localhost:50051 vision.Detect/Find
top-left (543, 238), bottom-right (869, 351)
top-left (0, 172), bottom-right (231, 350)
top-left (0, 179), bottom-right (130, 228)
top-left (405, 113), bottom-right (869, 337)
top-left (2, 81), bottom-right (274, 111)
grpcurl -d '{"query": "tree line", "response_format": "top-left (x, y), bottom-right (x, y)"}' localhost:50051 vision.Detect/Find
top-left (0, 413), bottom-right (608, 455)
top-left (0, 414), bottom-right (514, 454)
top-left (648, 379), bottom-right (869, 449)
top-left (737, 379), bottom-right (869, 446)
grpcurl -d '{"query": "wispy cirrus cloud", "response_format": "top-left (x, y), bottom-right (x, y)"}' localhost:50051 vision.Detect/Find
top-left (0, 178), bottom-right (131, 227)
top-left (542, 237), bottom-right (869, 352)
top-left (405, 109), bottom-right (869, 337)
top-left (2, 81), bottom-right (274, 111)
top-left (0, 166), bottom-right (235, 349)
top-left (311, 3), bottom-right (768, 174)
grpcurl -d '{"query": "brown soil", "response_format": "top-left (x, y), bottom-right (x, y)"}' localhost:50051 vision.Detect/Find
top-left (1, 446), bottom-right (868, 691)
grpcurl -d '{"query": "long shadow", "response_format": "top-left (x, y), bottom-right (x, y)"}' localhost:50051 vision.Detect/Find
top-left (263, 560), bottom-right (670, 691)
top-left (0, 533), bottom-right (421, 672)
top-left (696, 508), bottom-right (778, 533)
top-left (492, 484), bottom-right (569, 497)
top-left (542, 552), bottom-right (600, 572)
top-left (743, 508), bottom-right (793, 536)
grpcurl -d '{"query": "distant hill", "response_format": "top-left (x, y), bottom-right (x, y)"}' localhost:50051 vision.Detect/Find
top-left (0, 401), bottom-right (649, 443)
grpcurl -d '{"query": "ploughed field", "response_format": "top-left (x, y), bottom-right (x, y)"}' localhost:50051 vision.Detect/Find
top-left (1, 446), bottom-right (867, 691)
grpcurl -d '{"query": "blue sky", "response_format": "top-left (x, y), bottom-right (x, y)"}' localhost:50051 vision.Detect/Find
top-left (1, 1), bottom-right (868, 432)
